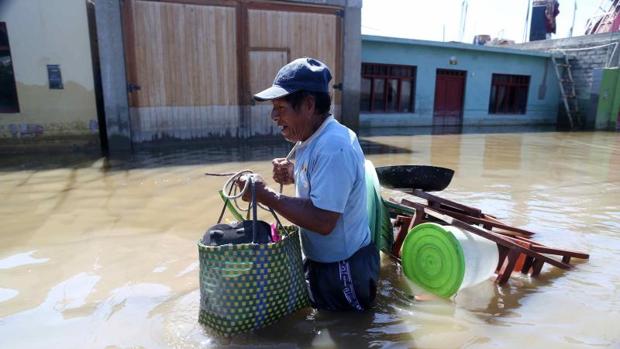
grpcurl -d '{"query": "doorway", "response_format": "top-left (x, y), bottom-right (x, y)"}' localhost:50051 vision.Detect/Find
top-left (433, 69), bottom-right (466, 127)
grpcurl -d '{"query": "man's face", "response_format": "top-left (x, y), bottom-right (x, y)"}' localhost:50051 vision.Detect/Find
top-left (270, 98), bottom-right (309, 142)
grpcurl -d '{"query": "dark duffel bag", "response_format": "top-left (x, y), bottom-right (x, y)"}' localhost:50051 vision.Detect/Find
top-left (202, 220), bottom-right (271, 246)
top-left (202, 176), bottom-right (275, 246)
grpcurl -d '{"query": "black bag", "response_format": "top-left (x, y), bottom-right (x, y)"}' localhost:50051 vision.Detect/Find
top-left (202, 177), bottom-right (282, 246)
top-left (202, 220), bottom-right (272, 245)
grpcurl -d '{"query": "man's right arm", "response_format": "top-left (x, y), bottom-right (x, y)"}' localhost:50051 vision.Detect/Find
top-left (236, 175), bottom-right (338, 235)
top-left (260, 189), bottom-right (339, 235)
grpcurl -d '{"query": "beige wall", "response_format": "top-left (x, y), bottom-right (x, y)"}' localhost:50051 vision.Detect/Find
top-left (0, 0), bottom-right (98, 140)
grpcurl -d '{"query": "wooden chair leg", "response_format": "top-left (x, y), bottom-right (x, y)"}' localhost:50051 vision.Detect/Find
top-left (531, 260), bottom-right (545, 277)
top-left (391, 215), bottom-right (412, 258)
top-left (496, 245), bottom-right (509, 272)
top-left (497, 249), bottom-right (520, 284)
top-left (521, 256), bottom-right (535, 273)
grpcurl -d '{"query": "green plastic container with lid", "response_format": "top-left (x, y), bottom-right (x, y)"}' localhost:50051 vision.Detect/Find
top-left (401, 222), bottom-right (499, 298)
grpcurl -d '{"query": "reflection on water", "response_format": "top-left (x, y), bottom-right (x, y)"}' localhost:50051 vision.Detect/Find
top-left (1, 131), bottom-right (619, 348)
top-left (0, 250), bottom-right (49, 269)
top-left (359, 124), bottom-right (557, 137)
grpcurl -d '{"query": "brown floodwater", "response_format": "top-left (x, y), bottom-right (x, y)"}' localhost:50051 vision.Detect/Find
top-left (1, 130), bottom-right (619, 349)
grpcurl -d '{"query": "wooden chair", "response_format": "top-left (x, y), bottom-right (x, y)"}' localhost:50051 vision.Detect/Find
top-left (384, 193), bottom-right (589, 285)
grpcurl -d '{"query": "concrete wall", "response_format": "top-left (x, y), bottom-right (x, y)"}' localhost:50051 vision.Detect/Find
top-left (361, 36), bottom-right (560, 128)
top-left (341, 1), bottom-right (362, 132)
top-left (0, 0), bottom-right (99, 148)
top-left (510, 32), bottom-right (620, 129)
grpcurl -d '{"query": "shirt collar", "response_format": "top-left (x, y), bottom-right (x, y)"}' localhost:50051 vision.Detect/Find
top-left (298, 115), bottom-right (334, 150)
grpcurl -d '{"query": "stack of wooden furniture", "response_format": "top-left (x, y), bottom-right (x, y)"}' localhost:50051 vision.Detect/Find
top-left (385, 189), bottom-right (590, 285)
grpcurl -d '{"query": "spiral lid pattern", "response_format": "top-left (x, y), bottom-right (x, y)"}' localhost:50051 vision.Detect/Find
top-left (401, 222), bottom-right (465, 298)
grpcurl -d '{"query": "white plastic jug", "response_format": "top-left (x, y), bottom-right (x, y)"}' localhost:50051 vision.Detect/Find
top-left (401, 222), bottom-right (499, 298)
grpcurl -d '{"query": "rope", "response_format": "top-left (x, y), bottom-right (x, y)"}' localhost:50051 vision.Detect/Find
top-left (206, 142), bottom-right (299, 195)
top-left (278, 141), bottom-right (300, 193)
top-left (215, 169), bottom-right (276, 214)
top-left (205, 142), bottom-right (299, 215)
top-left (204, 171), bottom-right (237, 176)
top-left (551, 41), bottom-right (619, 68)
top-left (214, 170), bottom-right (287, 234)
top-left (219, 169), bottom-right (258, 214)
top-left (221, 169), bottom-right (255, 200)
top-left (550, 42), bottom-right (618, 52)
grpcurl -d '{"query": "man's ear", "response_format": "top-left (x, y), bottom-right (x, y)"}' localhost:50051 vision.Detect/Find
top-left (303, 95), bottom-right (316, 115)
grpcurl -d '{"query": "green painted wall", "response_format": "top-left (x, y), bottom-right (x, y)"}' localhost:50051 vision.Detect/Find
top-left (596, 68), bottom-right (620, 130)
top-left (612, 69), bottom-right (620, 130)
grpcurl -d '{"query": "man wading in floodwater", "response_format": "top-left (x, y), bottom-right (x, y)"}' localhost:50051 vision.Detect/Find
top-left (236, 57), bottom-right (379, 311)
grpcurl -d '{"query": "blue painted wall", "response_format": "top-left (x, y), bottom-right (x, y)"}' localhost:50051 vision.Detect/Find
top-left (361, 35), bottom-right (560, 128)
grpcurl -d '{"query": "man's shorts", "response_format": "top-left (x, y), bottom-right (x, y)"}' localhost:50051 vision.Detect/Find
top-left (303, 243), bottom-right (380, 311)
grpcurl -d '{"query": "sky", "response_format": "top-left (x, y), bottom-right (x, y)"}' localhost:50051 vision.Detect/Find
top-left (361, 0), bottom-right (604, 43)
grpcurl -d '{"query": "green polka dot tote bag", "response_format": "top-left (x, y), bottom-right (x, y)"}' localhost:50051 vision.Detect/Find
top-left (197, 180), bottom-right (309, 336)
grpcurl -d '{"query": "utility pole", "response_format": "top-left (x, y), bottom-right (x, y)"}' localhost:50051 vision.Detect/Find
top-left (569, 0), bottom-right (577, 37)
top-left (523, 0), bottom-right (532, 42)
top-left (458, 0), bottom-right (469, 42)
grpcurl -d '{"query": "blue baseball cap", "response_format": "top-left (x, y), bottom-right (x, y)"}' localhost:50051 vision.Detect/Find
top-left (253, 57), bottom-right (332, 101)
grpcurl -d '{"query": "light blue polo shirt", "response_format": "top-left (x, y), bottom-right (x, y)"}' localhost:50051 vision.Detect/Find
top-left (294, 116), bottom-right (370, 263)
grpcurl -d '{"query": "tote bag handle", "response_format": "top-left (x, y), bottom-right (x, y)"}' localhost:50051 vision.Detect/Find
top-left (216, 175), bottom-right (286, 243)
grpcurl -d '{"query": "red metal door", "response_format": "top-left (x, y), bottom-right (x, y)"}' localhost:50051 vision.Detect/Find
top-left (433, 69), bottom-right (466, 126)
